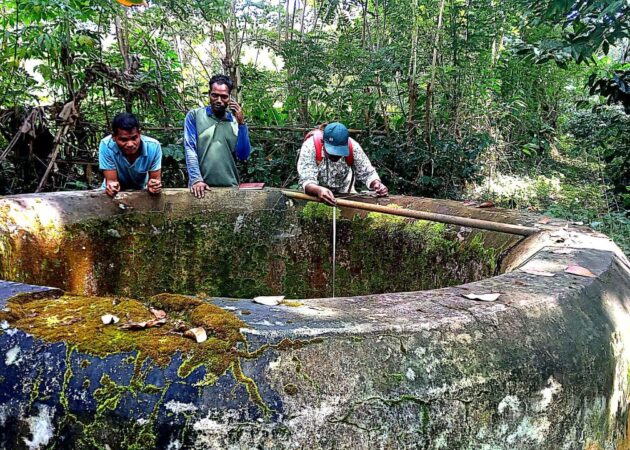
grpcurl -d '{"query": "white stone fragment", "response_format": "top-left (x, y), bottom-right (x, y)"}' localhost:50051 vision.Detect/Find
top-left (462, 293), bottom-right (501, 302)
top-left (184, 327), bottom-right (207, 343)
top-left (253, 296), bottom-right (285, 306)
top-left (100, 314), bottom-right (120, 325)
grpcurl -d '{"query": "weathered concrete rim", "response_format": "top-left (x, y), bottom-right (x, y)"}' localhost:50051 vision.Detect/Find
top-left (0, 189), bottom-right (629, 449)
top-left (0, 188), bottom-right (625, 341)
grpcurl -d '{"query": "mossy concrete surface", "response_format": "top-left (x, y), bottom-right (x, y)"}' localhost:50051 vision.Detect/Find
top-left (0, 189), bottom-right (628, 449)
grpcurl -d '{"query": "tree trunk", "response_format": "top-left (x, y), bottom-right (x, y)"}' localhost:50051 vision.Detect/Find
top-left (424, 0), bottom-right (446, 152)
top-left (406, 0), bottom-right (419, 150)
top-left (114, 14), bottom-right (132, 112)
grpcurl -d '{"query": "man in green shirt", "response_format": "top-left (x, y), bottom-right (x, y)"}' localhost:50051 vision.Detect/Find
top-left (184, 74), bottom-right (252, 198)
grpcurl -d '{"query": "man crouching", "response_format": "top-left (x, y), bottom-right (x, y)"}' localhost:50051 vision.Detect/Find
top-left (99, 112), bottom-right (162, 198)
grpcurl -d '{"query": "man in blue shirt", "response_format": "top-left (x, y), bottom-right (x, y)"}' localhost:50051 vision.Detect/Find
top-left (184, 74), bottom-right (252, 198)
top-left (99, 112), bottom-right (162, 198)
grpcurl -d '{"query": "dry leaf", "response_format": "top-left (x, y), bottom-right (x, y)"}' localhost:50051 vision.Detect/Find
top-left (565, 265), bottom-right (597, 278)
top-left (253, 296), bottom-right (285, 306)
top-left (150, 308), bottom-right (167, 319)
top-left (146, 318), bottom-right (167, 328)
top-left (119, 321), bottom-right (148, 330)
top-left (537, 217), bottom-right (551, 224)
top-left (184, 327), bottom-right (207, 343)
top-left (520, 268), bottom-right (555, 277)
top-left (476, 201), bottom-right (495, 208)
top-left (119, 318), bottom-right (166, 330)
top-left (462, 293), bottom-right (501, 302)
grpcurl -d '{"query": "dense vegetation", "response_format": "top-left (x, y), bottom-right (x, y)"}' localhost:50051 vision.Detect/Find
top-left (0, 0), bottom-right (628, 252)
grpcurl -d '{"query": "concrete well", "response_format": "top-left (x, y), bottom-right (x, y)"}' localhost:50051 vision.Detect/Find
top-left (0, 188), bottom-right (628, 449)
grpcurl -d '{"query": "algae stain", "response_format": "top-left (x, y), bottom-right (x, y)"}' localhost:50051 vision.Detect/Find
top-left (0, 292), bottom-right (291, 425)
top-left (231, 359), bottom-right (270, 417)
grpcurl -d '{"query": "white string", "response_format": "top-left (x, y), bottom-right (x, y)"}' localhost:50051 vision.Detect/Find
top-left (332, 205), bottom-right (336, 298)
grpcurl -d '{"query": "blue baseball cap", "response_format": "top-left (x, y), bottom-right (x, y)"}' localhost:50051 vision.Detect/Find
top-left (323, 122), bottom-right (350, 157)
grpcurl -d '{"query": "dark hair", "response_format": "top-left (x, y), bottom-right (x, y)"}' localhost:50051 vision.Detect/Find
top-left (111, 112), bottom-right (140, 134)
top-left (209, 74), bottom-right (234, 93)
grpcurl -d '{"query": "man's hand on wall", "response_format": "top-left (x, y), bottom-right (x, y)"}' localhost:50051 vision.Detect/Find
top-left (105, 180), bottom-right (120, 198)
top-left (370, 180), bottom-right (389, 197)
top-left (317, 187), bottom-right (337, 206)
top-left (147, 178), bottom-right (162, 195)
top-left (191, 181), bottom-right (211, 199)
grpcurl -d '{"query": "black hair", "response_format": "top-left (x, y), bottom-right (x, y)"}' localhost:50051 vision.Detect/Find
top-left (209, 74), bottom-right (234, 93)
top-left (111, 112), bottom-right (140, 134)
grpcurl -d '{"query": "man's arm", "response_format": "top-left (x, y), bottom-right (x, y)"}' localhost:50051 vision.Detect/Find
top-left (184, 111), bottom-right (204, 187)
top-left (305, 183), bottom-right (336, 206)
top-left (184, 110), bottom-right (210, 198)
top-left (228, 100), bottom-right (251, 160)
top-left (146, 143), bottom-right (162, 194)
top-left (350, 138), bottom-right (388, 196)
top-left (298, 138), bottom-right (336, 206)
top-left (147, 169), bottom-right (162, 194)
top-left (99, 139), bottom-right (120, 198)
top-left (103, 170), bottom-right (120, 198)
top-left (234, 124), bottom-right (251, 160)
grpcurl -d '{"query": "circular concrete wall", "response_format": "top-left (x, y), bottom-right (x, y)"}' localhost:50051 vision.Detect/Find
top-left (0, 188), bottom-right (628, 450)
top-left (0, 189), bottom-right (518, 299)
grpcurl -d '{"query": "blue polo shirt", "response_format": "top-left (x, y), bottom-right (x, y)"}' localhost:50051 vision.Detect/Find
top-left (99, 135), bottom-right (162, 190)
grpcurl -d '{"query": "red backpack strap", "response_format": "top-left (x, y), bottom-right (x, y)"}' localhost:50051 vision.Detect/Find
top-left (304, 129), bottom-right (324, 164)
top-left (345, 139), bottom-right (354, 166)
top-left (305, 129), bottom-right (353, 166)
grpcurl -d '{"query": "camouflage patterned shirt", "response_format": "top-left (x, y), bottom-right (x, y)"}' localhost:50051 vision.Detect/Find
top-left (297, 137), bottom-right (381, 193)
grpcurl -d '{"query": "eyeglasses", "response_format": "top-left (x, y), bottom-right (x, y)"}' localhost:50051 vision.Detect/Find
top-left (210, 92), bottom-right (230, 100)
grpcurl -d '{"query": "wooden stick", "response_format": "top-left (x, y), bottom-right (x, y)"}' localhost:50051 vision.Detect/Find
top-left (36, 123), bottom-right (70, 192)
top-left (282, 190), bottom-right (538, 237)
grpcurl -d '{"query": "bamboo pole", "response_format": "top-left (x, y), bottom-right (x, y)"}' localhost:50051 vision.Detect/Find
top-left (282, 191), bottom-right (537, 237)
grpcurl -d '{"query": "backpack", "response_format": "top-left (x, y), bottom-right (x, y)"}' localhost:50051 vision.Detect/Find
top-left (304, 129), bottom-right (354, 166)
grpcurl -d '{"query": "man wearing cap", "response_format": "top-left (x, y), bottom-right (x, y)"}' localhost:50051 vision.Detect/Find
top-left (297, 122), bottom-right (388, 206)
top-left (184, 74), bottom-right (252, 198)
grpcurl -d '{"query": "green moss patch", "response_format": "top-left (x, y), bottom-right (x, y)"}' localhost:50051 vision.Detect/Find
top-left (1, 293), bottom-right (245, 379)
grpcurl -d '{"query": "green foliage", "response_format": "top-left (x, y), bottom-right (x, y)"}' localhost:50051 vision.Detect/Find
top-left (562, 108), bottom-right (630, 206)
top-left (162, 144), bottom-right (185, 162)
top-left (515, 0), bottom-right (630, 111)
top-left (0, 0), bottom-right (626, 251)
